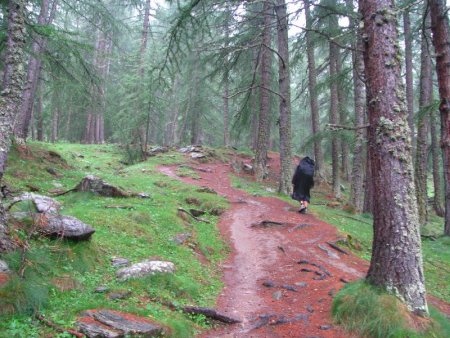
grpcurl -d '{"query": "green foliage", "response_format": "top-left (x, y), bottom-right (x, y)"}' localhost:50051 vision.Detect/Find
top-left (0, 142), bottom-right (228, 336)
top-left (333, 281), bottom-right (449, 338)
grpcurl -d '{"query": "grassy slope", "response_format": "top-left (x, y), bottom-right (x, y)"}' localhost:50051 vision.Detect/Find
top-left (0, 143), bottom-right (229, 337)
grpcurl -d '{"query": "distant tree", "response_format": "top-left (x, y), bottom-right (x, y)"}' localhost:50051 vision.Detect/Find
top-left (429, 0), bottom-right (450, 236)
top-left (360, 0), bottom-right (428, 314)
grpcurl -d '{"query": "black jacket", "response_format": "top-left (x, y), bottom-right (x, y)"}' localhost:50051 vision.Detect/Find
top-left (291, 157), bottom-right (315, 202)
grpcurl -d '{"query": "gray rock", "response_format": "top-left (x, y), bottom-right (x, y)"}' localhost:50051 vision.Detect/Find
top-left (94, 286), bottom-right (109, 293)
top-left (320, 324), bottom-right (333, 330)
top-left (272, 290), bottom-right (283, 300)
top-left (116, 260), bottom-right (175, 281)
top-left (263, 280), bottom-right (275, 288)
top-left (191, 152), bottom-right (205, 159)
top-left (295, 282), bottom-right (308, 288)
top-left (75, 175), bottom-right (129, 198)
top-left (0, 260), bottom-right (9, 273)
top-left (92, 310), bottom-right (164, 336)
top-left (172, 233), bottom-right (191, 245)
top-left (136, 192), bottom-right (150, 199)
top-left (77, 320), bottom-right (123, 338)
top-left (41, 215), bottom-right (95, 240)
top-left (14, 193), bottom-right (61, 214)
top-left (108, 291), bottom-right (131, 300)
top-left (111, 257), bottom-right (130, 267)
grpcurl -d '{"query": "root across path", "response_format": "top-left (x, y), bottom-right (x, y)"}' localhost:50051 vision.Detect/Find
top-left (159, 159), bottom-right (448, 337)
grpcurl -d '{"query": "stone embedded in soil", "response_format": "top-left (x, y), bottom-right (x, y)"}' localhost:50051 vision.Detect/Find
top-left (196, 186), bottom-right (217, 194)
top-left (191, 152), bottom-right (206, 159)
top-left (272, 290), bottom-right (283, 300)
top-left (189, 209), bottom-right (206, 217)
top-left (0, 260), bottom-right (9, 272)
top-left (116, 260), bottom-right (175, 281)
top-left (75, 175), bottom-right (129, 198)
top-left (94, 286), bottom-right (109, 293)
top-left (40, 215), bottom-right (95, 240)
top-left (281, 284), bottom-right (297, 292)
top-left (108, 291), bottom-right (131, 300)
top-left (172, 233), bottom-right (191, 245)
top-left (14, 193), bottom-right (61, 214)
top-left (319, 324), bottom-right (333, 330)
top-left (111, 257), bottom-right (130, 267)
top-left (263, 280), bottom-right (275, 288)
top-left (306, 305), bottom-right (314, 313)
top-left (77, 310), bottom-right (164, 337)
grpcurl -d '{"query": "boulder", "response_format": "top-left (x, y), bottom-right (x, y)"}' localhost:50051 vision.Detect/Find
top-left (116, 260), bottom-right (175, 281)
top-left (77, 310), bottom-right (164, 337)
top-left (40, 215), bottom-right (95, 240)
top-left (147, 146), bottom-right (169, 157)
top-left (14, 193), bottom-right (61, 214)
top-left (75, 175), bottom-right (129, 198)
top-left (111, 257), bottom-right (130, 267)
top-left (191, 152), bottom-right (205, 159)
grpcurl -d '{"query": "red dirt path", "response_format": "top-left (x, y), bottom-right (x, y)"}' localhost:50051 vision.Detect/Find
top-left (159, 155), bottom-right (449, 338)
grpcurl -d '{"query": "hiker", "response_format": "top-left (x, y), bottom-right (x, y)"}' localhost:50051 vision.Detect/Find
top-left (291, 156), bottom-right (315, 214)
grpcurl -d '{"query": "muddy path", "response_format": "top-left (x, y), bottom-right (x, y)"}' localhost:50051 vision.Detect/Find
top-left (159, 158), bottom-right (448, 337)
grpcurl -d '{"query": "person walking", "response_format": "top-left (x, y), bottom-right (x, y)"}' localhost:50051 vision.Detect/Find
top-left (292, 156), bottom-right (315, 213)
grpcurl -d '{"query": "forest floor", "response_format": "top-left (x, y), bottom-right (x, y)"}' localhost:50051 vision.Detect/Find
top-left (159, 153), bottom-right (450, 337)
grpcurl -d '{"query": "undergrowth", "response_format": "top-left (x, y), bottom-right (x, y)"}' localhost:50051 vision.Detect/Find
top-left (0, 142), bottom-right (229, 337)
top-left (332, 281), bottom-right (449, 338)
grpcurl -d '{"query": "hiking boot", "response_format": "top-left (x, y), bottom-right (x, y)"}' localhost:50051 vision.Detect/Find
top-left (299, 206), bottom-right (307, 214)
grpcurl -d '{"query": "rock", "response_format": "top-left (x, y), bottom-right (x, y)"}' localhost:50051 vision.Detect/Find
top-left (295, 282), bottom-right (308, 288)
top-left (209, 207), bottom-right (224, 216)
top-left (77, 318), bottom-right (123, 338)
top-left (75, 175), bottom-right (129, 198)
top-left (108, 291), bottom-right (131, 300)
top-left (328, 288), bottom-right (336, 297)
top-left (281, 284), bottom-right (297, 292)
top-left (111, 257), bottom-right (130, 267)
top-left (185, 197), bottom-right (201, 206)
top-left (46, 167), bottom-right (61, 177)
top-left (262, 280), bottom-right (275, 288)
top-left (242, 163), bottom-right (253, 172)
top-left (272, 291), bottom-right (283, 300)
top-left (319, 324), bottom-right (333, 330)
top-left (172, 233), bottom-right (191, 245)
top-left (26, 184), bottom-right (40, 192)
top-left (136, 192), bottom-right (150, 199)
top-left (196, 187), bottom-right (217, 194)
top-left (147, 146), bottom-right (169, 157)
top-left (340, 277), bottom-right (349, 284)
top-left (94, 286), bottom-right (109, 293)
top-left (318, 244), bottom-right (340, 259)
top-left (0, 260), bottom-right (9, 272)
top-left (116, 260), bottom-right (175, 281)
top-left (306, 305), bottom-right (314, 313)
top-left (40, 215), bottom-right (95, 240)
top-left (87, 310), bottom-right (164, 336)
top-left (191, 152), bottom-right (206, 159)
top-left (14, 193), bottom-right (61, 214)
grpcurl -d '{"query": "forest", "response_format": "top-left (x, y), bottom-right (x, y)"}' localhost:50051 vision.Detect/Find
top-left (0, 0), bottom-right (450, 337)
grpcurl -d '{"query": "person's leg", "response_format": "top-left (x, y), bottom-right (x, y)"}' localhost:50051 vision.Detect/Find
top-left (299, 200), bottom-right (307, 213)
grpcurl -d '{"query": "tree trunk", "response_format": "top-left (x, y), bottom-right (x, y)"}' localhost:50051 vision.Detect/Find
top-left (250, 49), bottom-right (259, 150)
top-left (403, 9), bottom-right (415, 145)
top-left (429, 0), bottom-right (450, 236)
top-left (304, 0), bottom-right (324, 179)
top-left (0, 0), bottom-right (26, 253)
top-left (415, 6), bottom-right (432, 226)
top-left (275, 0), bottom-right (292, 195)
top-left (190, 54), bottom-right (201, 145)
top-left (139, 0), bottom-right (151, 77)
top-left (360, 0), bottom-right (428, 314)
top-left (348, 0), bottom-right (366, 213)
top-left (51, 88), bottom-right (59, 143)
top-left (336, 49), bottom-right (350, 181)
top-left (254, 0), bottom-right (272, 181)
top-left (329, 36), bottom-right (341, 198)
top-left (223, 6), bottom-right (231, 148)
top-left (36, 79), bottom-right (44, 141)
top-left (431, 108), bottom-right (444, 216)
top-left (14, 0), bottom-right (57, 140)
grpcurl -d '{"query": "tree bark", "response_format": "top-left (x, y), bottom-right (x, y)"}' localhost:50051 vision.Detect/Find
top-left (403, 9), bottom-right (415, 144)
top-left (36, 79), bottom-right (44, 141)
top-left (329, 34), bottom-right (341, 198)
top-left (139, 0), bottom-right (151, 77)
top-left (275, 0), bottom-right (292, 195)
top-left (429, 0), bottom-right (450, 236)
top-left (360, 0), bottom-right (428, 314)
top-left (304, 0), bottom-right (324, 179)
top-left (254, 0), bottom-right (272, 181)
top-left (223, 5), bottom-right (231, 148)
top-left (415, 6), bottom-right (432, 226)
top-left (51, 88), bottom-right (59, 143)
top-left (431, 108), bottom-right (444, 216)
top-left (336, 49), bottom-right (350, 181)
top-left (348, 0), bottom-right (366, 213)
top-left (0, 0), bottom-right (26, 253)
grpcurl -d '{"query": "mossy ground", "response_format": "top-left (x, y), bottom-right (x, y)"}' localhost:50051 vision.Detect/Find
top-left (0, 142), bottom-right (229, 337)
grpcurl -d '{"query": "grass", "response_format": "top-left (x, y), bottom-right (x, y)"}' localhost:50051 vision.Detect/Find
top-left (332, 281), bottom-right (450, 338)
top-left (0, 142), bottom-right (229, 337)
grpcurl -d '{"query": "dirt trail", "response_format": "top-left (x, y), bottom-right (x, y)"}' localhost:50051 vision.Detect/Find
top-left (159, 158), bottom-right (448, 337)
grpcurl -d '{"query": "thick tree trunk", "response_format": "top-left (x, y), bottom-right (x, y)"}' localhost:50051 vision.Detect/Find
top-left (36, 80), bottom-right (44, 141)
top-left (429, 0), bottom-right (450, 236)
top-left (415, 6), bottom-right (432, 226)
top-left (304, 0), bottom-right (324, 179)
top-left (223, 6), bottom-right (231, 148)
top-left (0, 0), bottom-right (26, 252)
top-left (139, 0), bottom-right (151, 77)
top-left (403, 9), bottom-right (415, 144)
top-left (14, 0), bottom-right (57, 140)
top-left (275, 0), bottom-right (292, 195)
top-left (348, 0), bottom-right (366, 213)
top-left (336, 50), bottom-right (350, 181)
top-left (51, 88), bottom-right (59, 143)
top-left (360, 0), bottom-right (428, 314)
top-left (329, 38), bottom-right (341, 198)
top-left (254, 0), bottom-right (272, 181)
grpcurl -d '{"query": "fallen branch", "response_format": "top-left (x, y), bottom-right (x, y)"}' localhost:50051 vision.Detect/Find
top-left (36, 313), bottom-right (85, 338)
